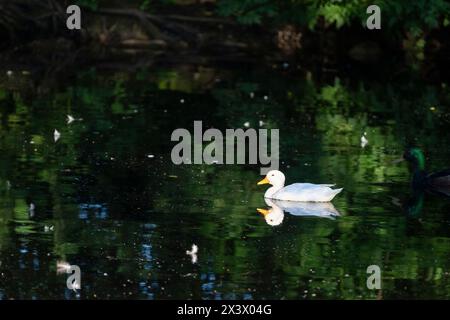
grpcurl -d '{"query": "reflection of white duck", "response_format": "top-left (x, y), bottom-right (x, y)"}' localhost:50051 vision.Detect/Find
top-left (257, 199), bottom-right (285, 226)
top-left (257, 198), bottom-right (340, 226)
top-left (257, 170), bottom-right (343, 202)
top-left (271, 199), bottom-right (340, 219)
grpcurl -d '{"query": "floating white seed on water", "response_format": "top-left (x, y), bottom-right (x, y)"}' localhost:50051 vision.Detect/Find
top-left (360, 132), bottom-right (368, 148)
top-left (56, 261), bottom-right (71, 274)
top-left (54, 129), bottom-right (61, 142)
top-left (186, 244), bottom-right (198, 255)
top-left (186, 244), bottom-right (198, 264)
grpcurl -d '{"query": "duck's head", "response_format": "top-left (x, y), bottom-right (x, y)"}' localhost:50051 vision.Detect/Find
top-left (403, 147), bottom-right (425, 171)
top-left (257, 170), bottom-right (285, 187)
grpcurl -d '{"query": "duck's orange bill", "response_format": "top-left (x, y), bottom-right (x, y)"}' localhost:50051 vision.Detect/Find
top-left (257, 208), bottom-right (269, 216)
top-left (257, 177), bottom-right (269, 185)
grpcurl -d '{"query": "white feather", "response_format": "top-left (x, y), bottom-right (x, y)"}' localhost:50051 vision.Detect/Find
top-left (54, 129), bottom-right (61, 142)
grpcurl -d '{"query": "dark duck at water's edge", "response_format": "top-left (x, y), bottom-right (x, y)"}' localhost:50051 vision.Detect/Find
top-left (403, 148), bottom-right (450, 197)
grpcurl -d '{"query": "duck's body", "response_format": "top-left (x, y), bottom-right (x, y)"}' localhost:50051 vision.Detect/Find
top-left (267, 183), bottom-right (342, 202)
top-left (427, 169), bottom-right (450, 185)
top-left (417, 170), bottom-right (450, 197)
top-left (404, 148), bottom-right (450, 197)
top-left (257, 170), bottom-right (343, 202)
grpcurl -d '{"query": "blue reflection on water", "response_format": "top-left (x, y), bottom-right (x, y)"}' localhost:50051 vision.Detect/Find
top-left (139, 281), bottom-right (155, 299)
top-left (201, 272), bottom-right (216, 297)
top-left (78, 203), bottom-right (108, 220)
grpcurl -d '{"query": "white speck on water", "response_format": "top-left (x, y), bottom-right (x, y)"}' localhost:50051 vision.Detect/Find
top-left (243, 121), bottom-right (250, 128)
top-left (180, 99), bottom-right (185, 104)
top-left (361, 132), bottom-right (368, 148)
top-left (186, 244), bottom-right (198, 264)
top-left (259, 120), bottom-right (264, 127)
top-left (29, 203), bottom-right (35, 217)
top-left (67, 115), bottom-right (75, 124)
top-left (54, 129), bottom-right (61, 142)
top-left (56, 261), bottom-right (71, 274)
top-left (6, 70), bottom-right (13, 76)
top-left (263, 95), bottom-right (268, 100)
top-left (186, 244), bottom-right (198, 255)
top-left (147, 154), bottom-right (155, 158)
top-left (249, 92), bottom-right (255, 99)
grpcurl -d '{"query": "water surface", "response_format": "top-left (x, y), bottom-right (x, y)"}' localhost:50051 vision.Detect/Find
top-left (0, 62), bottom-right (450, 299)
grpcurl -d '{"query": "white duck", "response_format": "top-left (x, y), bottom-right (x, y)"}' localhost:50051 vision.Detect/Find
top-left (257, 170), bottom-right (343, 202)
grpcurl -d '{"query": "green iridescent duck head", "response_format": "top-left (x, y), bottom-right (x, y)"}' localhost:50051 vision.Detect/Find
top-left (403, 147), bottom-right (425, 171)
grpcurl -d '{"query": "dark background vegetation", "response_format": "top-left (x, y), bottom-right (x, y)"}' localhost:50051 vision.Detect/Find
top-left (1, 0), bottom-right (450, 71)
top-left (1, 1), bottom-right (450, 300)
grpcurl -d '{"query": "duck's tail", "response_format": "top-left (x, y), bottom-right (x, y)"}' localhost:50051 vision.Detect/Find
top-left (329, 188), bottom-right (343, 201)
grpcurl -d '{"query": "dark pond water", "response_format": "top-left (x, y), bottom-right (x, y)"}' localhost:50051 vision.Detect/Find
top-left (0, 60), bottom-right (450, 299)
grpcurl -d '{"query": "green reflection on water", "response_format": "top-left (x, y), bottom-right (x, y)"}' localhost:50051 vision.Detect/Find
top-left (0, 64), bottom-right (450, 300)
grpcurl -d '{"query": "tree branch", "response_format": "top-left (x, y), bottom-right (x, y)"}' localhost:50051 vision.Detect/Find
top-left (92, 8), bottom-right (180, 47)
